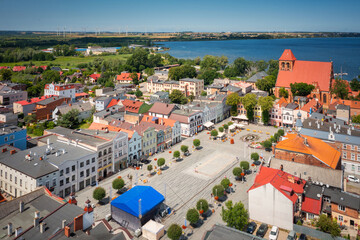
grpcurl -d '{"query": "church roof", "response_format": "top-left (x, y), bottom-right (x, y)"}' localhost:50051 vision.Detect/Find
top-left (279, 49), bottom-right (296, 61)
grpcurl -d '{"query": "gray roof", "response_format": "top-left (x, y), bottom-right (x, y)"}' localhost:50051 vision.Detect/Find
top-left (180, 78), bottom-right (203, 83)
top-left (336, 104), bottom-right (350, 110)
top-left (309, 113), bottom-right (346, 125)
top-left (153, 91), bottom-right (169, 97)
top-left (221, 85), bottom-right (241, 92)
top-left (299, 118), bottom-right (360, 144)
top-left (96, 96), bottom-right (111, 102)
top-left (250, 90), bottom-right (268, 98)
top-left (294, 96), bottom-right (308, 101)
top-left (204, 224), bottom-right (264, 240)
top-left (37, 96), bottom-right (67, 106)
top-left (247, 71), bottom-right (268, 83)
top-left (94, 105), bottom-right (124, 118)
top-left (304, 183), bottom-right (360, 210)
top-left (0, 124), bottom-right (24, 135)
top-left (285, 103), bottom-right (299, 110)
top-left (56, 102), bottom-right (92, 115)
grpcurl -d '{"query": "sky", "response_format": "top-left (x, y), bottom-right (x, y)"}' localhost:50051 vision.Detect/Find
top-left (1, 0), bottom-right (360, 32)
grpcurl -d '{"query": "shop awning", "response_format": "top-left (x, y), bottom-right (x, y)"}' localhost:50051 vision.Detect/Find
top-left (204, 122), bottom-right (214, 128)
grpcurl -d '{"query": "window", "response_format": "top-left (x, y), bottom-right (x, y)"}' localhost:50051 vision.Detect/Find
top-left (308, 213), bottom-right (314, 220)
top-left (92, 167), bottom-right (95, 172)
top-left (351, 145), bottom-right (355, 151)
top-left (108, 147), bottom-right (112, 153)
top-left (86, 160), bottom-right (90, 165)
top-left (338, 205), bottom-right (345, 211)
top-left (92, 158), bottom-right (95, 163)
top-left (323, 94), bottom-right (327, 104)
top-left (358, 154), bottom-right (360, 161)
top-left (72, 165), bottom-right (75, 172)
top-left (343, 144), bottom-right (346, 149)
top-left (80, 162), bottom-right (84, 168)
top-left (10, 174), bottom-right (12, 181)
top-left (14, 177), bottom-right (17, 184)
top-left (338, 215), bottom-right (343, 221)
top-left (86, 169), bottom-right (90, 177)
top-left (0, 170), bottom-right (2, 177)
top-left (60, 180), bottom-right (64, 186)
top-left (60, 170), bottom-right (64, 176)
top-left (80, 171), bottom-right (84, 177)
top-left (66, 167), bottom-right (70, 174)
top-left (104, 149), bottom-right (107, 155)
top-left (66, 178), bottom-right (69, 184)
top-left (351, 153), bottom-right (355, 160)
top-left (20, 179), bottom-right (22, 187)
top-left (343, 152), bottom-right (347, 159)
top-left (52, 179), bottom-right (56, 186)
top-left (72, 175), bottom-right (75, 181)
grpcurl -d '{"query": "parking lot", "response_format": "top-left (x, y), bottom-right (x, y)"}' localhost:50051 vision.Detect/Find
top-left (72, 121), bottom-right (279, 239)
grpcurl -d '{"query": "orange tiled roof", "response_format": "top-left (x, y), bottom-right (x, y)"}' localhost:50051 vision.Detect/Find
top-left (107, 99), bottom-right (120, 108)
top-left (275, 133), bottom-right (341, 169)
top-left (331, 99), bottom-right (360, 110)
top-left (88, 122), bottom-right (134, 138)
top-left (301, 197), bottom-right (321, 215)
top-left (121, 99), bottom-right (143, 113)
top-left (89, 74), bottom-right (101, 80)
top-left (141, 115), bottom-right (177, 127)
top-left (116, 73), bottom-right (141, 81)
top-left (301, 99), bottom-right (321, 113)
top-left (276, 97), bottom-right (288, 107)
top-left (279, 49), bottom-right (297, 61)
top-left (248, 166), bottom-right (306, 204)
top-left (276, 50), bottom-right (333, 92)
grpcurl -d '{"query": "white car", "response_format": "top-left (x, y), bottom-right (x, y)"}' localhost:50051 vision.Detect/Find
top-left (348, 175), bottom-right (360, 183)
top-left (269, 226), bottom-right (279, 240)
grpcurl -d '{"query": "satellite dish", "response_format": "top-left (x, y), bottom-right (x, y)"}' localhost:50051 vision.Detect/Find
top-left (326, 184), bottom-right (329, 188)
top-left (316, 194), bottom-right (321, 198)
top-left (320, 182), bottom-right (323, 186)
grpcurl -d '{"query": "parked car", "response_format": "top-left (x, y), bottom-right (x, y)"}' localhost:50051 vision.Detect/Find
top-left (256, 223), bottom-right (268, 237)
top-left (269, 226), bottom-right (279, 240)
top-left (347, 175), bottom-right (360, 183)
top-left (287, 230), bottom-right (297, 240)
top-left (246, 221), bottom-right (257, 234)
top-left (299, 233), bottom-right (307, 240)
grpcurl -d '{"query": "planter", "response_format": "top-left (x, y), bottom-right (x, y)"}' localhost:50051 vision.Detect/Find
top-left (169, 151), bottom-right (172, 154)
top-left (214, 196), bottom-right (219, 201)
top-left (154, 158), bottom-right (157, 161)
top-left (136, 167), bottom-right (140, 170)
top-left (229, 183), bottom-right (233, 187)
top-left (199, 209), bottom-right (204, 214)
top-left (182, 225), bottom-right (187, 229)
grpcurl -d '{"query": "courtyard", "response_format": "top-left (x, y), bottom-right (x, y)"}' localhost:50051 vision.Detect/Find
top-left (72, 122), bottom-right (279, 239)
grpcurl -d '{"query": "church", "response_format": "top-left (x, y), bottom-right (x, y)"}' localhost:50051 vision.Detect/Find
top-left (274, 49), bottom-right (333, 109)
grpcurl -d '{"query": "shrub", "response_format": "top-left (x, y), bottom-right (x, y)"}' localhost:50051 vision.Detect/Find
top-left (212, 185), bottom-right (225, 198)
top-left (186, 208), bottom-right (200, 225)
top-left (297, 220), bottom-right (303, 225)
top-left (193, 139), bottom-right (200, 148)
top-left (263, 140), bottom-right (272, 149)
top-left (157, 158), bottom-right (165, 167)
top-left (240, 161), bottom-right (250, 170)
top-left (173, 150), bottom-right (180, 159)
top-left (233, 167), bottom-right (242, 177)
top-left (196, 199), bottom-right (209, 213)
top-left (221, 178), bottom-right (230, 189)
top-left (218, 127), bottom-right (224, 132)
top-left (93, 187), bottom-right (106, 201)
top-left (147, 165), bottom-right (153, 172)
top-left (180, 145), bottom-right (188, 153)
top-left (211, 129), bottom-right (218, 137)
top-left (228, 121), bottom-right (233, 125)
top-left (112, 178), bottom-right (125, 191)
top-left (251, 152), bottom-right (259, 161)
top-left (278, 129), bottom-right (285, 136)
top-left (274, 133), bottom-right (280, 141)
top-left (270, 135), bottom-right (276, 143)
top-left (223, 124), bottom-right (229, 130)
top-left (167, 224), bottom-right (182, 240)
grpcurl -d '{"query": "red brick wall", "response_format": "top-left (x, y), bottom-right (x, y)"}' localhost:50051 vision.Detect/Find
top-left (274, 149), bottom-right (334, 169)
top-left (74, 214), bottom-right (83, 232)
top-left (34, 98), bottom-right (69, 120)
top-left (331, 203), bottom-right (358, 219)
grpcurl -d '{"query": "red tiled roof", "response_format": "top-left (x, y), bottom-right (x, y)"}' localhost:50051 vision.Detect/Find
top-left (248, 166), bottom-right (306, 204)
top-left (75, 92), bottom-right (89, 97)
top-left (276, 50), bottom-right (333, 92)
top-left (121, 99), bottom-right (143, 113)
top-left (275, 133), bottom-right (341, 169)
top-left (12, 66), bottom-right (26, 72)
top-left (149, 102), bottom-right (176, 116)
top-left (141, 115), bottom-right (177, 127)
top-left (107, 99), bottom-right (120, 108)
top-left (14, 95), bottom-right (55, 106)
top-left (116, 73), bottom-right (140, 81)
top-left (301, 99), bottom-right (321, 113)
top-left (279, 49), bottom-right (297, 61)
top-left (44, 83), bottom-right (75, 91)
top-left (89, 74), bottom-right (101, 81)
top-left (276, 97), bottom-right (288, 107)
top-left (331, 99), bottom-right (360, 110)
top-left (301, 197), bottom-right (321, 215)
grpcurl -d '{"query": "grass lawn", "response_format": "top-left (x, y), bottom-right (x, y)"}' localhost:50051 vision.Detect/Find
top-left (79, 122), bottom-right (91, 129)
top-left (0, 54), bottom-right (132, 69)
top-left (138, 103), bottom-right (153, 114)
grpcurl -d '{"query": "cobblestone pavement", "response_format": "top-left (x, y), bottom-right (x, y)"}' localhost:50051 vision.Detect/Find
top-left (71, 122), bottom-right (279, 239)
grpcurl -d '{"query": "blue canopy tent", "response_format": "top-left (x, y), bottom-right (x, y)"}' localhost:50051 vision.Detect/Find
top-left (111, 186), bottom-right (164, 231)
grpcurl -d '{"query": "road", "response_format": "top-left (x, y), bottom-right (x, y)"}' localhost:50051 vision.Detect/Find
top-left (71, 122), bottom-right (279, 239)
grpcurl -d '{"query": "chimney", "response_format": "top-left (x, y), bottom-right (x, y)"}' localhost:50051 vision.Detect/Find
top-left (47, 138), bottom-right (50, 147)
top-left (15, 227), bottom-right (22, 237)
top-left (7, 223), bottom-right (12, 236)
top-left (62, 220), bottom-right (67, 229)
top-left (19, 201), bottom-right (24, 213)
top-left (64, 226), bottom-right (70, 238)
top-left (35, 211), bottom-right (40, 218)
top-left (304, 138), bottom-right (308, 146)
top-left (40, 222), bottom-right (45, 233)
top-left (68, 192), bottom-right (77, 205)
top-left (161, 118), bottom-right (163, 125)
top-left (34, 217), bottom-right (40, 227)
top-left (84, 199), bottom-right (93, 213)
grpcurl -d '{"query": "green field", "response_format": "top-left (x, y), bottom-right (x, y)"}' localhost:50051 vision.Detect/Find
top-left (0, 54), bottom-right (132, 69)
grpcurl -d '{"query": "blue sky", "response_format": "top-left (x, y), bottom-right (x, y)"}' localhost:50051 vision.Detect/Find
top-left (1, 0), bottom-right (360, 32)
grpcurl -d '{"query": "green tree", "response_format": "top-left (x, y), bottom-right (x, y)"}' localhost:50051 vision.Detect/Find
top-left (173, 150), bottom-right (180, 159)
top-left (144, 67), bottom-right (155, 76)
top-left (24, 114), bottom-right (37, 124)
top-left (241, 94), bottom-right (257, 121)
top-left (251, 152), bottom-right (259, 161)
top-left (352, 115), bottom-right (360, 123)
top-left (147, 165), bottom-right (153, 173)
top-left (42, 70), bottom-right (61, 83)
top-left (200, 55), bottom-right (227, 71)
top-left (258, 96), bottom-right (274, 124)
top-left (168, 65), bottom-right (197, 80)
top-left (255, 60), bottom-right (268, 72)
top-left (221, 178), bottom-right (231, 189)
top-left (157, 158), bottom-right (165, 168)
top-left (186, 208), bottom-right (200, 225)
top-left (223, 124), bottom-right (229, 130)
top-left (212, 185), bottom-right (225, 198)
top-left (277, 129), bottom-right (285, 136)
top-left (240, 161), bottom-right (250, 170)
top-left (211, 129), bottom-right (218, 137)
top-left (0, 69), bottom-right (12, 81)
top-left (193, 139), bottom-right (200, 149)
top-left (290, 82), bottom-right (315, 97)
top-left (196, 199), bottom-right (209, 213)
top-left (112, 178), bottom-right (125, 191)
top-left (256, 75), bottom-right (276, 93)
top-left (201, 91), bottom-right (207, 96)
top-left (198, 69), bottom-right (220, 85)
top-left (233, 167), bottom-right (242, 178)
top-left (93, 187), bottom-right (106, 202)
top-left (169, 89), bottom-right (188, 104)
top-left (218, 127), bottom-right (224, 132)
top-left (263, 140), bottom-right (272, 149)
top-left (57, 109), bottom-right (80, 129)
top-left (267, 59), bottom-right (279, 78)
top-left (274, 132), bottom-right (280, 141)
top-left (224, 57), bottom-right (251, 77)
top-left (350, 78), bottom-right (360, 91)
top-left (226, 92), bottom-right (241, 116)
top-left (130, 72), bottom-right (139, 85)
top-left (330, 79), bottom-right (349, 99)
top-left (180, 145), bottom-right (189, 154)
top-left (188, 93), bottom-right (195, 102)
top-left (279, 87), bottom-right (289, 98)
top-left (316, 214), bottom-right (341, 237)
top-left (126, 48), bottom-right (149, 72)
top-left (167, 224), bottom-right (182, 240)
top-left (135, 89), bottom-right (143, 98)
top-left (221, 200), bottom-right (249, 230)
